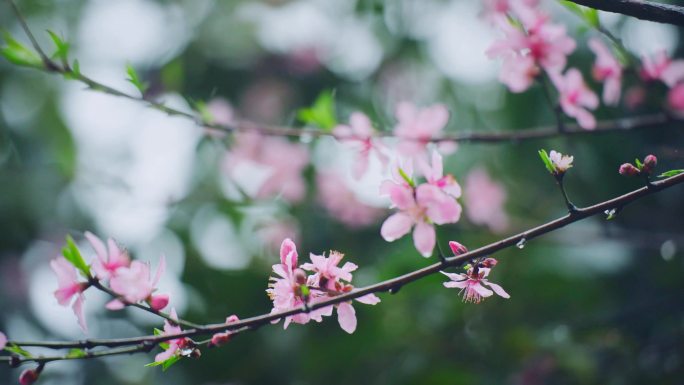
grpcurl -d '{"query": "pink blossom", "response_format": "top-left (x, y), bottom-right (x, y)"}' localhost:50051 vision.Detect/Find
top-left (449, 241), bottom-right (468, 256)
top-left (668, 83), bottom-right (684, 112)
top-left (209, 315), bottom-right (240, 348)
top-left (0, 331), bottom-right (6, 350)
top-left (441, 263), bottom-right (509, 303)
top-left (107, 257), bottom-right (168, 311)
top-left (154, 308), bottom-right (195, 362)
top-left (393, 102), bottom-right (450, 158)
top-left (548, 150), bottom-right (573, 173)
top-left (316, 171), bottom-right (384, 228)
top-left (85, 232), bottom-right (130, 281)
top-left (551, 69), bottom-right (599, 129)
top-left (19, 369), bottom-right (39, 385)
top-left (50, 257), bottom-right (88, 332)
top-left (640, 51), bottom-right (684, 87)
top-left (224, 132), bottom-right (309, 203)
top-left (419, 151), bottom-right (462, 198)
top-left (464, 168), bottom-right (509, 233)
top-left (380, 168), bottom-right (462, 257)
top-left (333, 112), bottom-right (389, 179)
top-left (588, 38), bottom-right (622, 105)
top-left (302, 251), bottom-right (380, 334)
top-left (487, 9), bottom-right (575, 92)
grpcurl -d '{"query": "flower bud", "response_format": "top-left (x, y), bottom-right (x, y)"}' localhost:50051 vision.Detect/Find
top-left (619, 163), bottom-right (640, 177)
top-left (293, 268), bottom-right (307, 285)
top-left (148, 294), bottom-right (169, 311)
top-left (19, 369), bottom-right (39, 385)
top-left (209, 332), bottom-right (231, 348)
top-left (448, 241), bottom-right (468, 256)
top-left (480, 258), bottom-right (498, 268)
top-left (642, 154), bottom-right (657, 174)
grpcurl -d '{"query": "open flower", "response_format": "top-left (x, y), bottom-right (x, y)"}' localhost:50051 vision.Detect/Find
top-left (393, 102), bottom-right (449, 158)
top-left (549, 150), bottom-right (573, 174)
top-left (551, 68), bottom-right (599, 129)
top-left (85, 232), bottom-right (130, 281)
top-left (302, 250), bottom-right (380, 334)
top-left (333, 112), bottom-right (389, 179)
top-left (50, 257), bottom-right (89, 332)
top-left (107, 257), bottom-right (168, 311)
top-left (441, 256), bottom-right (509, 303)
top-left (380, 166), bottom-right (462, 257)
top-left (588, 37), bottom-right (622, 106)
top-left (154, 308), bottom-right (196, 363)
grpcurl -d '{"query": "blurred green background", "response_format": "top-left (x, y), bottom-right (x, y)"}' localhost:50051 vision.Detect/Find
top-left (1, 0), bottom-right (683, 384)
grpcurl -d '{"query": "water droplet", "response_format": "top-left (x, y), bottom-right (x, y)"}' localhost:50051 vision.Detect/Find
top-left (516, 238), bottom-right (526, 249)
top-left (660, 240), bottom-right (676, 261)
top-left (604, 208), bottom-right (617, 220)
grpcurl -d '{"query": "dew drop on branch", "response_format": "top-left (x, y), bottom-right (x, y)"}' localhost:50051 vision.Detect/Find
top-left (516, 238), bottom-right (526, 249)
top-left (604, 208), bottom-right (617, 220)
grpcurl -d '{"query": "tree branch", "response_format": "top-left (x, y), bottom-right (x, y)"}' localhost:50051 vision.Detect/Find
top-left (5, 172), bottom-right (684, 359)
top-left (569, 0), bottom-right (684, 26)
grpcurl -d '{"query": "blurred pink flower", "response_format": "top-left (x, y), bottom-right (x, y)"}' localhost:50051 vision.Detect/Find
top-left (107, 257), bottom-right (168, 311)
top-left (464, 168), bottom-right (509, 233)
top-left (85, 232), bottom-right (130, 281)
top-left (316, 171), bottom-right (384, 228)
top-left (206, 97), bottom-right (236, 126)
top-left (487, 7), bottom-right (575, 92)
top-left (442, 261), bottom-right (509, 303)
top-left (224, 132), bottom-right (309, 203)
top-left (50, 257), bottom-right (88, 332)
top-left (640, 50), bottom-right (684, 87)
top-left (380, 167), bottom-right (462, 257)
top-left (551, 68), bottom-right (599, 129)
top-left (668, 83), bottom-right (684, 112)
top-left (393, 102), bottom-right (450, 158)
top-left (0, 331), bottom-right (6, 350)
top-left (334, 112), bottom-right (389, 179)
top-left (257, 219), bottom-right (300, 252)
top-left (588, 38), bottom-right (622, 106)
top-left (481, 0), bottom-right (540, 24)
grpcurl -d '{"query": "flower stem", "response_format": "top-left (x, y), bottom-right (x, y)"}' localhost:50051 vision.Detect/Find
top-left (555, 175), bottom-right (578, 213)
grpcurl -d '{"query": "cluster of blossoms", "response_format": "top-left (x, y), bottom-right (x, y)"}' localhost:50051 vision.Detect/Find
top-left (267, 238), bottom-right (380, 333)
top-left (50, 232), bottom-right (169, 333)
top-left (441, 241), bottom-right (510, 303)
top-left (619, 154), bottom-right (657, 177)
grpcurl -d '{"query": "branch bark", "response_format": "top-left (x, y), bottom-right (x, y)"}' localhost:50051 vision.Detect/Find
top-left (569, 0), bottom-right (684, 26)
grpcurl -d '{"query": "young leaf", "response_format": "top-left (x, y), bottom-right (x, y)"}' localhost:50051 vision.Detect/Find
top-left (62, 235), bottom-right (91, 278)
top-left (47, 30), bottom-right (69, 62)
top-left (297, 90), bottom-right (337, 130)
top-left (538, 149), bottom-right (555, 174)
top-left (67, 348), bottom-right (87, 358)
top-left (4, 344), bottom-right (33, 358)
top-left (584, 8), bottom-right (600, 28)
top-left (635, 158), bottom-right (643, 169)
top-left (658, 169), bottom-right (684, 178)
top-left (398, 167), bottom-right (416, 188)
top-left (0, 32), bottom-right (42, 67)
top-left (125, 64), bottom-right (147, 95)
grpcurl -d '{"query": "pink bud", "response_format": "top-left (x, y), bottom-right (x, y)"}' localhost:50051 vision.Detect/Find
top-left (148, 294), bottom-right (169, 311)
top-left (448, 241), bottom-right (468, 256)
top-left (210, 332), bottom-right (231, 347)
top-left (619, 163), bottom-right (640, 177)
top-left (19, 369), bottom-right (39, 385)
top-left (294, 268), bottom-right (307, 285)
top-left (481, 258), bottom-right (498, 268)
top-left (642, 155), bottom-right (657, 174)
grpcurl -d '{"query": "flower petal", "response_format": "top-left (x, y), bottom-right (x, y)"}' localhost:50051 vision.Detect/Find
top-left (356, 293), bottom-right (381, 305)
top-left (484, 281), bottom-right (510, 299)
top-left (337, 302), bottom-right (357, 334)
top-left (413, 221), bottom-right (436, 258)
top-left (380, 213), bottom-right (413, 242)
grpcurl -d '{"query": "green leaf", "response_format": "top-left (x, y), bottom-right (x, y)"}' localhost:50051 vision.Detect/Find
top-left (538, 149), bottom-right (555, 174)
top-left (559, 1), bottom-right (585, 18)
top-left (658, 169), bottom-right (684, 178)
top-left (193, 100), bottom-right (213, 124)
top-left (584, 8), bottom-right (600, 28)
top-left (297, 90), bottom-right (337, 130)
top-left (0, 31), bottom-right (42, 67)
top-left (398, 167), bottom-right (416, 188)
top-left (4, 344), bottom-right (33, 358)
top-left (67, 348), bottom-right (87, 358)
top-left (559, 1), bottom-right (600, 28)
top-left (635, 158), bottom-right (643, 170)
top-left (47, 30), bottom-right (69, 62)
top-left (125, 64), bottom-right (147, 95)
top-left (62, 235), bottom-right (90, 278)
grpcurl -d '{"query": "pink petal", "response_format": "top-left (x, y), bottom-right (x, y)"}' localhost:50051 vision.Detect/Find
top-left (575, 108), bottom-right (596, 130)
top-left (443, 281), bottom-right (468, 289)
top-left (0, 331), bottom-right (7, 350)
top-left (661, 61), bottom-right (684, 87)
top-left (470, 282), bottom-right (494, 297)
top-left (349, 112), bottom-right (373, 137)
top-left (105, 299), bottom-right (126, 311)
top-left (341, 261), bottom-right (358, 273)
top-left (379, 181), bottom-right (414, 210)
top-left (152, 255), bottom-right (166, 287)
top-left (337, 302), bottom-right (357, 334)
top-left (280, 238), bottom-right (298, 268)
top-left (440, 271), bottom-right (467, 281)
top-left (484, 281), bottom-right (510, 298)
top-left (395, 101), bottom-right (417, 123)
top-left (84, 231), bottom-right (107, 261)
top-left (155, 345), bottom-right (177, 362)
top-left (356, 293), bottom-right (381, 305)
top-left (380, 213), bottom-right (414, 242)
top-left (417, 184), bottom-right (462, 224)
top-left (352, 153), bottom-right (370, 180)
top-left (72, 294), bottom-right (87, 333)
top-left (413, 221), bottom-right (436, 258)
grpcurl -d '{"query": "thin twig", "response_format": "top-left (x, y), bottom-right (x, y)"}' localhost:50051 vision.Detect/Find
top-left (569, 0), bottom-right (684, 27)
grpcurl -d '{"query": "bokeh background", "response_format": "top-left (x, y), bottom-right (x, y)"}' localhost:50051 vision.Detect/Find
top-left (1, 0), bottom-right (684, 384)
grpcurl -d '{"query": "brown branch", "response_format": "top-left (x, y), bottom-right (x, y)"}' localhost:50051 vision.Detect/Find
top-left (5, 172), bottom-right (684, 359)
top-left (568, 0), bottom-right (684, 26)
